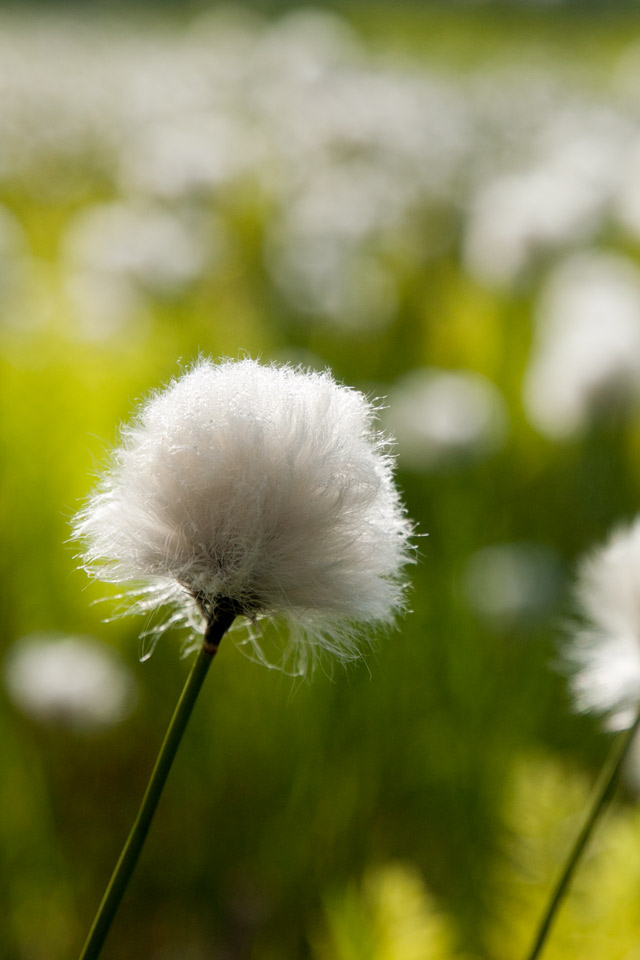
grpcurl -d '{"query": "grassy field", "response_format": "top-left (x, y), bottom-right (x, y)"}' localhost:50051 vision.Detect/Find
top-left (3, 4), bottom-right (640, 958)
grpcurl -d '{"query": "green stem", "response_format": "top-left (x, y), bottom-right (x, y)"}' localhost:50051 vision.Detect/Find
top-left (524, 713), bottom-right (640, 960)
top-left (78, 608), bottom-right (235, 960)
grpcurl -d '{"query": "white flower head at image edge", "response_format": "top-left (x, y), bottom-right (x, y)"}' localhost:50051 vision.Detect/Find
top-left (570, 518), bottom-right (640, 730)
top-left (72, 358), bottom-right (414, 674)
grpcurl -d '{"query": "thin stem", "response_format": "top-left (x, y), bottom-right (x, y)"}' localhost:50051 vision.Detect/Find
top-left (524, 713), bottom-right (640, 960)
top-left (78, 608), bottom-right (235, 960)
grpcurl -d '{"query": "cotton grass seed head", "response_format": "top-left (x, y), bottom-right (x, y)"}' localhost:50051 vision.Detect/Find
top-left (569, 518), bottom-right (640, 730)
top-left (4, 633), bottom-right (137, 730)
top-left (73, 357), bottom-right (414, 674)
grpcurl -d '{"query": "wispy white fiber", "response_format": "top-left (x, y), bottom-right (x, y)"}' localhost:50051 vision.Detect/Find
top-left (73, 357), bottom-right (414, 674)
top-left (569, 519), bottom-right (640, 730)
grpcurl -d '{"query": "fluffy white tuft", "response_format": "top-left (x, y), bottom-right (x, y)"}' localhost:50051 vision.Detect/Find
top-left (569, 518), bottom-right (640, 730)
top-left (524, 252), bottom-right (640, 439)
top-left (72, 357), bottom-right (414, 674)
top-left (4, 633), bottom-right (137, 729)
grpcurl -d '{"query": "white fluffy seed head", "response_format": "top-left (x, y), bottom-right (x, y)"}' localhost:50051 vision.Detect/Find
top-left (73, 357), bottom-right (414, 673)
top-left (4, 633), bottom-right (137, 729)
top-left (569, 518), bottom-right (640, 730)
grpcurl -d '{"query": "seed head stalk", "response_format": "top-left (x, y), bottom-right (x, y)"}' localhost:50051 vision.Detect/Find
top-left (524, 713), bottom-right (640, 960)
top-left (78, 608), bottom-right (235, 960)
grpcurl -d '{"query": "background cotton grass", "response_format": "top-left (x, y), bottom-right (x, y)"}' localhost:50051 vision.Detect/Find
top-left (4, 633), bottom-right (137, 730)
top-left (383, 368), bottom-right (508, 471)
top-left (523, 252), bottom-right (640, 439)
top-left (72, 357), bottom-right (414, 675)
top-left (569, 519), bottom-right (640, 731)
top-left (521, 519), bottom-right (640, 959)
top-left (463, 542), bottom-right (561, 630)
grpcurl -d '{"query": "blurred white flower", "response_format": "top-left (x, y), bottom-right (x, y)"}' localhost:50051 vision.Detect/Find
top-left (464, 542), bottom-right (560, 628)
top-left (61, 200), bottom-right (220, 342)
top-left (120, 112), bottom-right (265, 200)
top-left (570, 519), bottom-right (640, 730)
top-left (462, 101), bottom-right (626, 288)
top-left (524, 252), bottom-right (640, 438)
top-left (62, 201), bottom-right (209, 296)
top-left (72, 358), bottom-right (414, 674)
top-left (612, 137), bottom-right (640, 241)
top-left (4, 633), bottom-right (137, 729)
top-left (383, 368), bottom-right (508, 470)
top-left (64, 268), bottom-right (150, 345)
top-left (463, 168), bottom-right (601, 288)
top-left (263, 160), bottom-right (408, 328)
top-left (265, 232), bottom-right (397, 330)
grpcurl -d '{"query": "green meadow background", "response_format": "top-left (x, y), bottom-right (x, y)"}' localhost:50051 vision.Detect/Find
top-left (4, 3), bottom-right (640, 958)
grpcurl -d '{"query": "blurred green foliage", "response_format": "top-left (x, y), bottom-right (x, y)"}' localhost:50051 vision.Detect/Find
top-left (3, 4), bottom-right (640, 959)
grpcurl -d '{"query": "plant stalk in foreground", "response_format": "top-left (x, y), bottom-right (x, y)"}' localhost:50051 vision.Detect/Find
top-left (524, 713), bottom-right (640, 960)
top-left (78, 608), bottom-right (235, 960)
